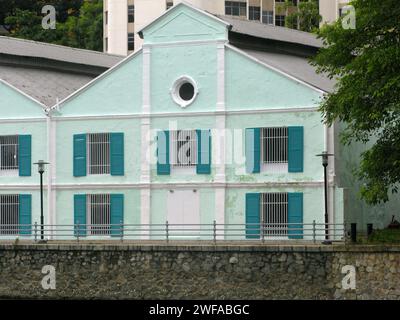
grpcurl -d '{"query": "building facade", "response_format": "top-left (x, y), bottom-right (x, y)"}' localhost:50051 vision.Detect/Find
top-left (0, 3), bottom-right (394, 241)
top-left (104, 0), bottom-right (350, 56)
top-left (0, 3), bottom-right (343, 241)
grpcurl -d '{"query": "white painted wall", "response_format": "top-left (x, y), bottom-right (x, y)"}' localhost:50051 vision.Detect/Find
top-left (107, 0), bottom-right (128, 56)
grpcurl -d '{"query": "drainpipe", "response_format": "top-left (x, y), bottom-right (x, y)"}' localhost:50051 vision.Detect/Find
top-left (324, 122), bottom-right (336, 239)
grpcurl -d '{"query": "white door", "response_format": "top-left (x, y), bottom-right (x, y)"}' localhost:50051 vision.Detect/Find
top-left (167, 190), bottom-right (200, 239)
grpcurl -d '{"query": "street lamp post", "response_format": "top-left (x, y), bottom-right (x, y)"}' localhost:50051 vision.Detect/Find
top-left (316, 152), bottom-right (333, 244)
top-left (34, 160), bottom-right (49, 242)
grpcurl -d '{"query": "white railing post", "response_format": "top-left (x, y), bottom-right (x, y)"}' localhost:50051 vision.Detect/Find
top-left (213, 220), bottom-right (217, 243)
top-left (312, 220), bottom-right (316, 243)
top-left (76, 220), bottom-right (80, 243)
top-left (166, 220), bottom-right (169, 243)
top-left (34, 222), bottom-right (37, 242)
top-left (120, 220), bottom-right (123, 242)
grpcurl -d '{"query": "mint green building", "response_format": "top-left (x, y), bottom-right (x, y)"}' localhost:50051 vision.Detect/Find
top-left (0, 3), bottom-right (396, 240)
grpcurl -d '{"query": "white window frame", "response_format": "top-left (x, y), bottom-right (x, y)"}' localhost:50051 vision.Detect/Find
top-left (87, 133), bottom-right (110, 175)
top-left (260, 127), bottom-right (288, 173)
top-left (0, 194), bottom-right (19, 235)
top-left (170, 130), bottom-right (197, 174)
top-left (87, 194), bottom-right (111, 236)
top-left (171, 76), bottom-right (198, 108)
top-left (0, 135), bottom-right (19, 176)
top-left (261, 192), bottom-right (288, 239)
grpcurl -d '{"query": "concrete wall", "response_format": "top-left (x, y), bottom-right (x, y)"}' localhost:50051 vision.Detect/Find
top-left (1, 243), bottom-right (399, 299)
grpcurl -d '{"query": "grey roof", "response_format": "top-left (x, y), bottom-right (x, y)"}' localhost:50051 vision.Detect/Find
top-left (241, 48), bottom-right (336, 93)
top-left (0, 36), bottom-right (123, 68)
top-left (219, 16), bottom-right (324, 49)
top-left (0, 64), bottom-right (94, 107)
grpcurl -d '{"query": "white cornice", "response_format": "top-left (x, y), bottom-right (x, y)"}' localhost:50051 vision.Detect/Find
top-left (0, 181), bottom-right (327, 190)
top-left (51, 106), bottom-right (318, 122)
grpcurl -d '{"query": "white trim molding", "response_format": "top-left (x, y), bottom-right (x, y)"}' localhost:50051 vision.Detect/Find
top-left (0, 181), bottom-right (327, 190)
top-left (51, 106), bottom-right (319, 122)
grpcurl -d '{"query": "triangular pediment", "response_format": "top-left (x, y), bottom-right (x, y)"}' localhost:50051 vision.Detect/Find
top-left (140, 2), bottom-right (228, 44)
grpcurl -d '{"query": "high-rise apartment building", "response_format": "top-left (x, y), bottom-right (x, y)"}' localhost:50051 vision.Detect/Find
top-left (104, 0), bottom-right (350, 56)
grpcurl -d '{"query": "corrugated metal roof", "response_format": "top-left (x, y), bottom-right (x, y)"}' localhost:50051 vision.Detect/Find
top-left (0, 36), bottom-right (123, 68)
top-left (240, 47), bottom-right (336, 93)
top-left (219, 15), bottom-right (324, 49)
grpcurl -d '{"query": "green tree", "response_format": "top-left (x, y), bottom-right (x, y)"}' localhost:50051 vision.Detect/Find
top-left (284, 0), bottom-right (321, 32)
top-left (59, 0), bottom-right (103, 51)
top-left (5, 9), bottom-right (63, 42)
top-left (0, 0), bottom-right (83, 25)
top-left (2, 0), bottom-right (102, 51)
top-left (312, 0), bottom-right (400, 204)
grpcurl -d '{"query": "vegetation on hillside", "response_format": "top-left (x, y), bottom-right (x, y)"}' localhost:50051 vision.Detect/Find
top-left (1, 0), bottom-right (103, 51)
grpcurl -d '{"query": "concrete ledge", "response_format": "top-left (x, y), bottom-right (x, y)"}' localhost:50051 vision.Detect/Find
top-left (1, 241), bottom-right (400, 253)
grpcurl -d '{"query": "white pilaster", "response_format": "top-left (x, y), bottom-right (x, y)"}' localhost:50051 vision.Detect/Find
top-left (46, 113), bottom-right (57, 240)
top-left (214, 43), bottom-right (226, 238)
top-left (140, 45), bottom-right (151, 239)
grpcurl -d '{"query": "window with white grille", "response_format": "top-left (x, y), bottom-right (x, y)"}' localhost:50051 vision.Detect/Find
top-left (170, 130), bottom-right (197, 167)
top-left (261, 193), bottom-right (288, 236)
top-left (249, 6), bottom-right (261, 20)
top-left (262, 11), bottom-right (274, 25)
top-left (128, 33), bottom-right (135, 51)
top-left (87, 133), bottom-right (110, 175)
top-left (128, 5), bottom-right (135, 23)
top-left (0, 135), bottom-right (18, 171)
top-left (275, 15), bottom-right (285, 26)
top-left (225, 1), bottom-right (247, 16)
top-left (87, 194), bottom-right (111, 235)
top-left (0, 194), bottom-right (19, 235)
top-left (261, 127), bottom-right (288, 164)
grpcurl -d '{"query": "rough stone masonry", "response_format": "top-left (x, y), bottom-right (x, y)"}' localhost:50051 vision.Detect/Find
top-left (0, 243), bottom-right (399, 299)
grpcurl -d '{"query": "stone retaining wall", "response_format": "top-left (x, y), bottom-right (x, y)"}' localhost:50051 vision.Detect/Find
top-left (0, 243), bottom-right (399, 299)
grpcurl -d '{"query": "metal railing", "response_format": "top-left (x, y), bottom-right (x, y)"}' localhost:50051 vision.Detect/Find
top-left (0, 220), bottom-right (346, 243)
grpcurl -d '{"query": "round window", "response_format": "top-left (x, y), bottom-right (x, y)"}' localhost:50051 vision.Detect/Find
top-left (171, 76), bottom-right (198, 108)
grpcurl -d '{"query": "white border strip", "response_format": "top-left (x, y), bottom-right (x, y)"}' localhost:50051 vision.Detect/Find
top-left (0, 181), bottom-right (326, 190)
top-left (50, 106), bottom-right (318, 122)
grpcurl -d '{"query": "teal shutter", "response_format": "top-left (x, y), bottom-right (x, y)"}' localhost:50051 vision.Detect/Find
top-left (74, 194), bottom-right (87, 237)
top-left (19, 194), bottom-right (32, 235)
top-left (110, 194), bottom-right (124, 237)
top-left (110, 133), bottom-right (124, 176)
top-left (288, 193), bottom-right (303, 239)
top-left (157, 130), bottom-right (170, 175)
top-left (18, 135), bottom-right (31, 176)
top-left (73, 134), bottom-right (87, 177)
top-left (288, 126), bottom-right (304, 173)
top-left (245, 128), bottom-right (260, 173)
top-left (196, 129), bottom-right (211, 174)
top-left (245, 193), bottom-right (261, 239)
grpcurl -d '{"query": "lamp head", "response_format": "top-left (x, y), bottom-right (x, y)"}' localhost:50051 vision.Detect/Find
top-left (34, 160), bottom-right (49, 174)
top-left (316, 152), bottom-right (334, 167)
